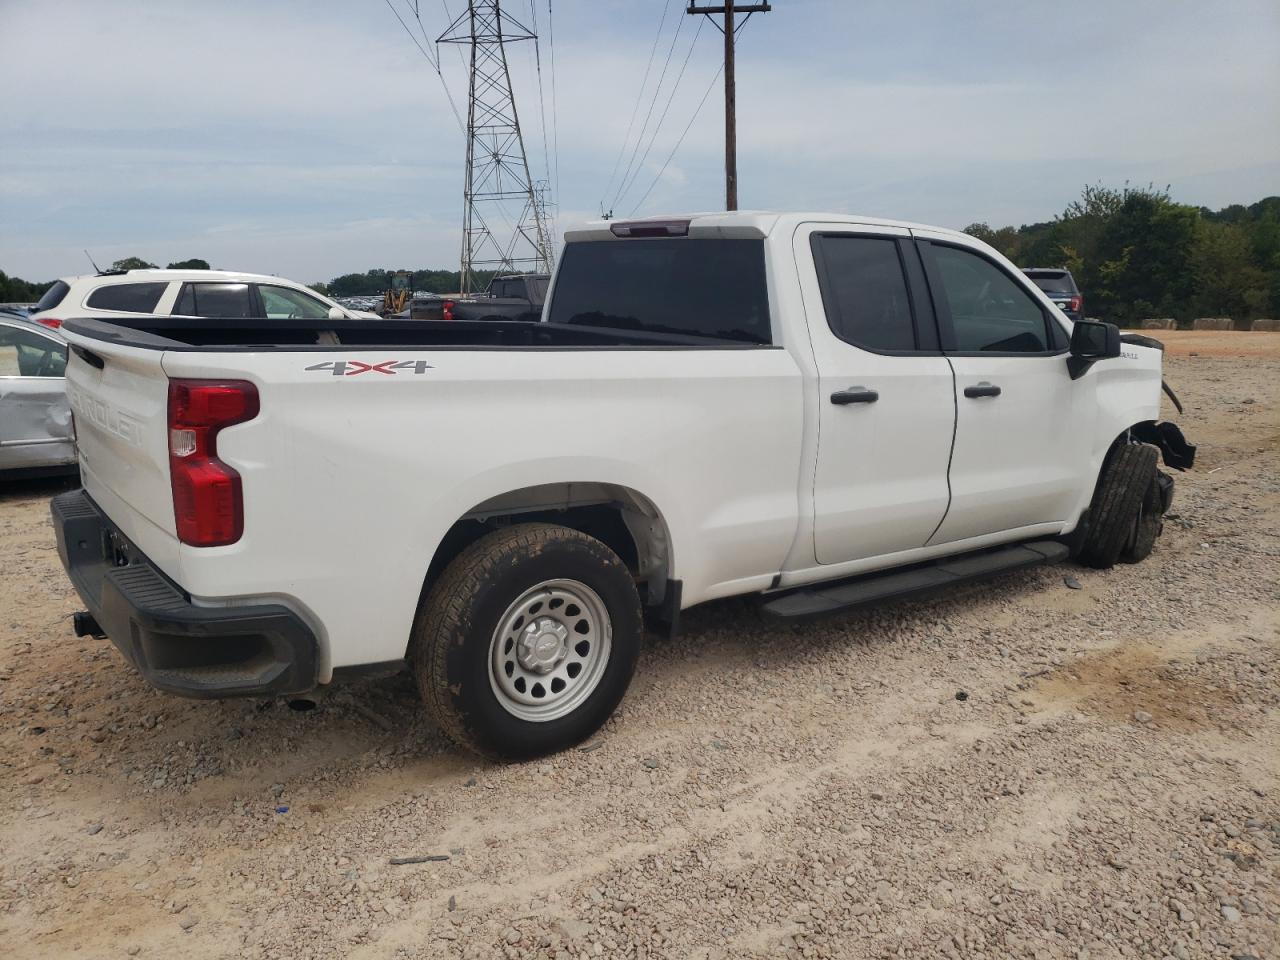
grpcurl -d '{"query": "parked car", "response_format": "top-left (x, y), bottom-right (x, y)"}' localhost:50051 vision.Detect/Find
top-left (0, 315), bottom-right (76, 478)
top-left (1022, 268), bottom-right (1084, 320)
top-left (427, 274), bottom-right (548, 322)
top-left (50, 211), bottom-right (1194, 760)
top-left (27, 269), bottom-right (380, 329)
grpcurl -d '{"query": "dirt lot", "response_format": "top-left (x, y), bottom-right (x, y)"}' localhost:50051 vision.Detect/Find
top-left (2, 336), bottom-right (1277, 960)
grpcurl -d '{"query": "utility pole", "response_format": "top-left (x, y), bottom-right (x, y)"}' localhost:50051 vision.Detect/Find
top-left (439, 1), bottom-right (553, 293)
top-left (686, 1), bottom-right (771, 211)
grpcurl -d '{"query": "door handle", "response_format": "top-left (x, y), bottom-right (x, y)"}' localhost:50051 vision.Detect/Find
top-left (830, 386), bottom-right (879, 405)
top-left (963, 382), bottom-right (1002, 399)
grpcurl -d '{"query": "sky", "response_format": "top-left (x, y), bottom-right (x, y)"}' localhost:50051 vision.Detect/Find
top-left (1, 0), bottom-right (1278, 284)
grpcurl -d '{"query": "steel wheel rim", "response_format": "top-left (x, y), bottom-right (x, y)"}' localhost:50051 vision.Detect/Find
top-left (488, 578), bottom-right (612, 722)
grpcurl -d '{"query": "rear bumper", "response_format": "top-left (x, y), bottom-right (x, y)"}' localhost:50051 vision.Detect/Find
top-left (51, 489), bottom-right (318, 699)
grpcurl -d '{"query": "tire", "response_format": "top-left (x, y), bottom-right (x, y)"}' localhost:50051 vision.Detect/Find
top-left (1120, 471), bottom-right (1167, 564)
top-left (1078, 443), bottom-right (1159, 569)
top-left (412, 523), bottom-right (642, 760)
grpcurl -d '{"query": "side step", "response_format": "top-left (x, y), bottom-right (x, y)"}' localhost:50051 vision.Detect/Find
top-left (761, 540), bottom-right (1070, 621)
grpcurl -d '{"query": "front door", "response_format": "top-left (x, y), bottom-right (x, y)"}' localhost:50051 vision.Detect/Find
top-left (915, 234), bottom-right (1092, 545)
top-left (0, 321), bottom-right (75, 472)
top-left (796, 225), bottom-right (956, 564)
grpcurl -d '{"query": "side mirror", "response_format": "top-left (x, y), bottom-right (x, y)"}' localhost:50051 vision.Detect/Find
top-left (1067, 319), bottom-right (1120, 379)
top-left (327, 306), bottom-right (346, 321)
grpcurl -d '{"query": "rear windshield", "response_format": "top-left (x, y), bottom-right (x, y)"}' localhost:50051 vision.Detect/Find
top-left (35, 280), bottom-right (71, 313)
top-left (1023, 270), bottom-right (1076, 294)
top-left (547, 239), bottom-right (771, 344)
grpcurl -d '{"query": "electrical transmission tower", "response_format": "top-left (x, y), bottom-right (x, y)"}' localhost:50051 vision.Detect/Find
top-left (440, 1), bottom-right (553, 294)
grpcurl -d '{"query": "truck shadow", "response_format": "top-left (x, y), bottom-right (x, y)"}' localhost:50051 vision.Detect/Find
top-left (0, 473), bottom-right (79, 504)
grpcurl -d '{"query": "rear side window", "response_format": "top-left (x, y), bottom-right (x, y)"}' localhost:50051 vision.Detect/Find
top-left (173, 283), bottom-right (255, 319)
top-left (35, 281), bottom-right (70, 313)
top-left (812, 235), bottom-right (916, 352)
top-left (85, 282), bottom-right (168, 313)
top-left (547, 239), bottom-right (771, 344)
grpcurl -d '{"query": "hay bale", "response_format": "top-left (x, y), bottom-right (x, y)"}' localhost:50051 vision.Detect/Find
top-left (1192, 317), bottom-right (1232, 331)
top-left (1251, 318), bottom-right (1279, 332)
top-left (1141, 318), bottom-right (1175, 330)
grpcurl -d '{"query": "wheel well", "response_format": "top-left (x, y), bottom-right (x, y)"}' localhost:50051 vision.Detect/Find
top-left (421, 483), bottom-right (672, 608)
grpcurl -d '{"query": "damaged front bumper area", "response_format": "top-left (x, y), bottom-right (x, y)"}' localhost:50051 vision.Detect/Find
top-left (1133, 421), bottom-right (1196, 472)
top-left (51, 489), bottom-right (318, 699)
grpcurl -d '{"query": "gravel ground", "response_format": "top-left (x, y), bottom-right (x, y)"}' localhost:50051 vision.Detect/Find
top-left (1, 337), bottom-right (1277, 960)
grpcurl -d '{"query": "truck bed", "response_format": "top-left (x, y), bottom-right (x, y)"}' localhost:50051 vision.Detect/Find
top-left (61, 317), bottom-right (761, 351)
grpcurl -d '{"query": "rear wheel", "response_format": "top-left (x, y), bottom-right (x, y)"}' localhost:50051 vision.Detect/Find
top-left (412, 523), bottom-right (642, 760)
top-left (1079, 443), bottom-right (1159, 569)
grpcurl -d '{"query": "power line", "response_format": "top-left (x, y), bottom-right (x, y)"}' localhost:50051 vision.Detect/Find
top-left (629, 60), bottom-right (724, 216)
top-left (599, 0), bottom-right (674, 212)
top-left (380, 0), bottom-right (468, 133)
top-left (405, 0), bottom-right (438, 61)
top-left (382, 0), bottom-right (440, 69)
top-left (610, 8), bottom-right (688, 213)
top-left (614, 15), bottom-right (706, 210)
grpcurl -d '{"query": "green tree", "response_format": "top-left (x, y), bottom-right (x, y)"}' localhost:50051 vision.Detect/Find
top-left (166, 258), bottom-right (210, 270)
top-left (1190, 221), bottom-right (1269, 320)
top-left (0, 270), bottom-right (54, 302)
top-left (110, 256), bottom-right (158, 271)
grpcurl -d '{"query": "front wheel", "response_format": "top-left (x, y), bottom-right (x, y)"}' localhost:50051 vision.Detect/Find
top-left (1078, 443), bottom-right (1159, 569)
top-left (412, 523), bottom-right (642, 760)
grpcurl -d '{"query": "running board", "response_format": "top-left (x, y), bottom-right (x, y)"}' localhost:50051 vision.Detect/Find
top-left (761, 540), bottom-right (1070, 621)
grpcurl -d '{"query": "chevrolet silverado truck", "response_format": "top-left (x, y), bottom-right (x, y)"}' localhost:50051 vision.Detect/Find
top-left (51, 212), bottom-right (1194, 760)
top-left (413, 274), bottom-right (548, 323)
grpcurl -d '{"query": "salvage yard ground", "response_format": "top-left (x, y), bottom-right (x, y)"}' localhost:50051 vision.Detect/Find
top-left (2, 331), bottom-right (1277, 960)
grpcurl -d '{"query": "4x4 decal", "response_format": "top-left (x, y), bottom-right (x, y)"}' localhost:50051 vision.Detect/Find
top-left (305, 360), bottom-right (433, 376)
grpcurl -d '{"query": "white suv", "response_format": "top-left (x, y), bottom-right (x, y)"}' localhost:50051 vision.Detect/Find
top-left (28, 269), bottom-right (377, 329)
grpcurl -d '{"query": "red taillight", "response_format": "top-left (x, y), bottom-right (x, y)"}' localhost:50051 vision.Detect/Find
top-left (167, 379), bottom-right (259, 547)
top-left (37, 317), bottom-right (62, 329)
top-left (442, 299), bottom-right (455, 321)
top-left (1069, 296), bottom-right (1082, 312)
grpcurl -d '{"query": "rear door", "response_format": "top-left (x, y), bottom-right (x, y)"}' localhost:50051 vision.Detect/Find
top-left (796, 224), bottom-right (956, 564)
top-left (916, 234), bottom-right (1091, 545)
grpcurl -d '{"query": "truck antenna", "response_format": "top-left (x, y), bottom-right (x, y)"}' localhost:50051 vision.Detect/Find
top-left (84, 249), bottom-right (103, 273)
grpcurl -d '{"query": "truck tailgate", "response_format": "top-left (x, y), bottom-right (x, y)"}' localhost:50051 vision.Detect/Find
top-left (62, 335), bottom-right (181, 578)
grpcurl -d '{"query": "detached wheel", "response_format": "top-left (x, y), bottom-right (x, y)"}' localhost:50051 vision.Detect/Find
top-left (413, 523), bottom-right (642, 760)
top-left (1079, 443), bottom-right (1159, 569)
top-left (1120, 472), bottom-right (1167, 564)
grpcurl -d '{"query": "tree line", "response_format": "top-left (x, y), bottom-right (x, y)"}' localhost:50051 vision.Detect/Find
top-left (315, 268), bottom-right (497, 297)
top-left (6, 188), bottom-right (1278, 322)
top-left (966, 186), bottom-right (1279, 325)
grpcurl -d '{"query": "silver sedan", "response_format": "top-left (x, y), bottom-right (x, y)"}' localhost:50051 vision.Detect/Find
top-left (0, 316), bottom-right (76, 477)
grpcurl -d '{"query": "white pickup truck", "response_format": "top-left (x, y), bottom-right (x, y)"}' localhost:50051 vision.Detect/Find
top-left (51, 212), bottom-right (1194, 759)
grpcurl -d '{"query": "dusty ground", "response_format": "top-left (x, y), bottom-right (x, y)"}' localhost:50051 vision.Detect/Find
top-left (2, 335), bottom-right (1277, 960)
